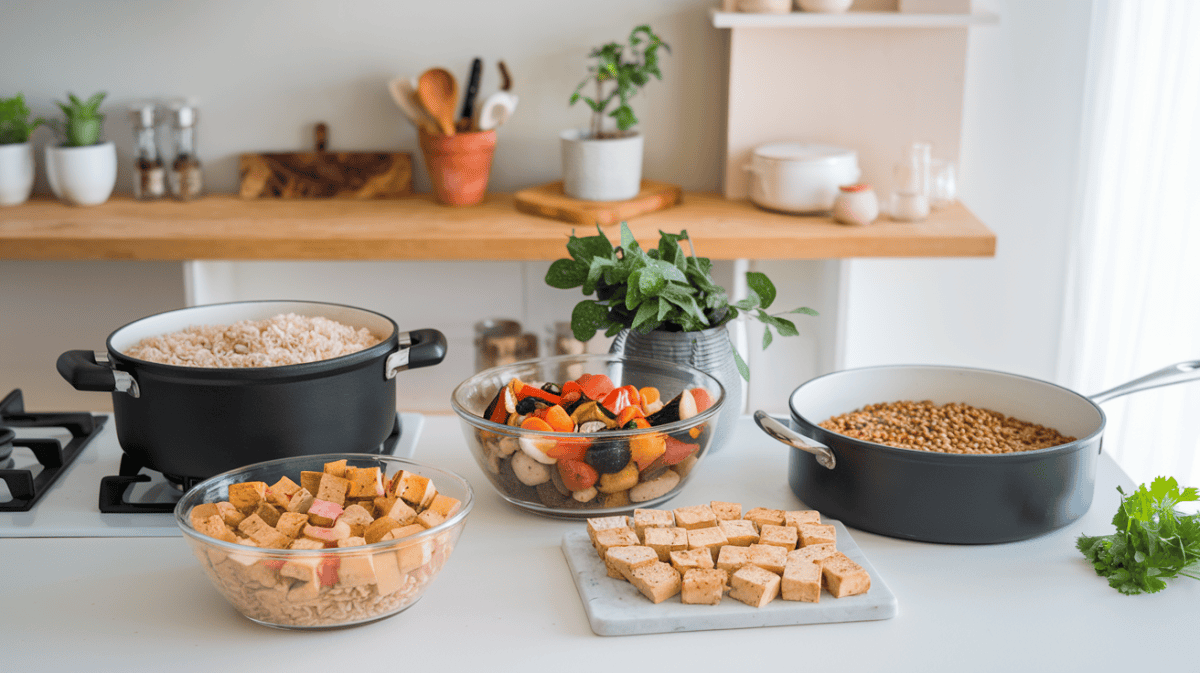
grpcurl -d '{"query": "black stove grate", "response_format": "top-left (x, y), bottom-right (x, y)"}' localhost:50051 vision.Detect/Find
top-left (0, 389), bottom-right (108, 512)
top-left (98, 413), bottom-right (405, 514)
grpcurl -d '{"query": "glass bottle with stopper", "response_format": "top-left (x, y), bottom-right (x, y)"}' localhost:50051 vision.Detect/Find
top-left (128, 103), bottom-right (164, 201)
top-left (168, 102), bottom-right (203, 200)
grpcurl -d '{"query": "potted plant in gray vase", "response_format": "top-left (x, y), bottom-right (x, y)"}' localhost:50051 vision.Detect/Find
top-left (45, 91), bottom-right (116, 206)
top-left (0, 93), bottom-right (45, 206)
top-left (562, 25), bottom-right (668, 201)
top-left (546, 222), bottom-right (818, 452)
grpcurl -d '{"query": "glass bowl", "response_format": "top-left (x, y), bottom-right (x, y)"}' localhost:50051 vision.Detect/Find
top-left (175, 453), bottom-right (472, 630)
top-left (451, 354), bottom-right (725, 518)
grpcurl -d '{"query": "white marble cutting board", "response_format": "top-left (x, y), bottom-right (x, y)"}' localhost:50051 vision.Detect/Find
top-left (562, 518), bottom-right (898, 636)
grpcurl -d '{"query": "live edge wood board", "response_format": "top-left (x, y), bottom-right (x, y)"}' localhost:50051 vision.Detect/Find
top-left (0, 193), bottom-right (995, 262)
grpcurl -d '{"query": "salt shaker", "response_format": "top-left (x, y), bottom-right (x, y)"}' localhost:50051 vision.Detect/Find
top-left (167, 103), bottom-right (203, 200)
top-left (833, 184), bottom-right (879, 226)
top-left (128, 103), bottom-right (164, 201)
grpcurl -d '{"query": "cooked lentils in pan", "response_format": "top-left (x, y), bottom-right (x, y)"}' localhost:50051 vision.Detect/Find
top-left (819, 401), bottom-right (1077, 454)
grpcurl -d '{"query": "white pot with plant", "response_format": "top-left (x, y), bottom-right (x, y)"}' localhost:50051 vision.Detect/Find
top-left (45, 91), bottom-right (116, 206)
top-left (0, 93), bottom-right (45, 206)
top-left (562, 25), bottom-right (669, 202)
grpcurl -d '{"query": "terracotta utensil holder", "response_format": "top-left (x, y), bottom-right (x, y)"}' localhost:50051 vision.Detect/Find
top-left (419, 129), bottom-right (496, 206)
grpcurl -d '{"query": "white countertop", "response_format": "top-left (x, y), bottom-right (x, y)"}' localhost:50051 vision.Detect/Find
top-left (3, 415), bottom-right (1196, 671)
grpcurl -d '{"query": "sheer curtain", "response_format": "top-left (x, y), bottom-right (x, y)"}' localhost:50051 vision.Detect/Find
top-left (1060, 0), bottom-right (1200, 488)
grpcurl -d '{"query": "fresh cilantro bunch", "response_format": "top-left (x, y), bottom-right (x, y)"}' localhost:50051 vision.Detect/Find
top-left (1076, 476), bottom-right (1200, 595)
top-left (544, 222), bottom-right (817, 380)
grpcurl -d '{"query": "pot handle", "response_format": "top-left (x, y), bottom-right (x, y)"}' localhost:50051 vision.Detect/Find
top-left (384, 329), bottom-right (448, 379)
top-left (753, 410), bottom-right (836, 470)
top-left (1089, 360), bottom-right (1200, 404)
top-left (55, 350), bottom-right (140, 398)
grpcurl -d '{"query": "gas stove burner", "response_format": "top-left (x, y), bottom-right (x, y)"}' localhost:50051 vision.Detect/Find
top-left (0, 390), bottom-right (108, 512)
top-left (98, 413), bottom-right (406, 514)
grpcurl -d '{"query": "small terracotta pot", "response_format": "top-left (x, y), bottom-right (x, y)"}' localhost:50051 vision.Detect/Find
top-left (419, 129), bottom-right (496, 206)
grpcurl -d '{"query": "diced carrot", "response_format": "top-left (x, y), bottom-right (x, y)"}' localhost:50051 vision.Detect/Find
top-left (578, 374), bottom-right (615, 401)
top-left (546, 437), bottom-right (589, 461)
top-left (616, 405), bottom-right (646, 428)
top-left (691, 388), bottom-right (714, 413)
top-left (544, 405), bottom-right (574, 433)
top-left (561, 390), bottom-right (582, 405)
top-left (662, 436), bottom-right (700, 466)
top-left (562, 380), bottom-right (583, 396)
top-left (639, 386), bottom-right (660, 409)
top-left (557, 459), bottom-right (599, 491)
top-left (520, 417), bottom-right (553, 432)
top-left (630, 432), bottom-right (667, 471)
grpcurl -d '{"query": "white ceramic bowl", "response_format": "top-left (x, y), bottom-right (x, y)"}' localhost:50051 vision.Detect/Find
top-left (744, 142), bottom-right (860, 213)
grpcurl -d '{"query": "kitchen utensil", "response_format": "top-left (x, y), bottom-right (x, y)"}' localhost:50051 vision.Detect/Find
top-left (744, 142), bottom-right (860, 213)
top-left (388, 77), bottom-right (438, 135)
top-left (418, 127), bottom-right (496, 206)
top-left (417, 67), bottom-right (459, 136)
top-left (514, 179), bottom-right (681, 225)
top-left (457, 57), bottom-right (483, 132)
top-left (177, 453), bottom-right (472, 629)
top-left (498, 60), bottom-right (512, 91)
top-left (238, 123), bottom-right (413, 198)
top-left (56, 301), bottom-right (447, 482)
top-left (475, 91), bottom-right (519, 131)
top-left (755, 360), bottom-right (1200, 544)
top-left (451, 353), bottom-right (725, 518)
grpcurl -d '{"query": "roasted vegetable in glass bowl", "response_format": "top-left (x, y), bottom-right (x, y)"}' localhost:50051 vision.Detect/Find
top-left (451, 354), bottom-right (724, 517)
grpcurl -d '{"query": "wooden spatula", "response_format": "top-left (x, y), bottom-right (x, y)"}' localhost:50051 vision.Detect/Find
top-left (417, 68), bottom-right (459, 136)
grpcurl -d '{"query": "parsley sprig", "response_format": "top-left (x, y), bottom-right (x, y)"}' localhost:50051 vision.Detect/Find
top-left (1076, 476), bottom-right (1200, 595)
top-left (544, 222), bottom-right (817, 380)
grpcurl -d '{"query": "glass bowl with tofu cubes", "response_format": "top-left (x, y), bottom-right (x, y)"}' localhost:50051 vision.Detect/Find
top-left (174, 453), bottom-right (472, 629)
top-left (451, 354), bottom-right (724, 518)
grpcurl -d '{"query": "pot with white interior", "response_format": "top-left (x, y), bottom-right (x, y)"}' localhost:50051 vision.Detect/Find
top-left (0, 142), bottom-right (35, 206)
top-left (755, 361), bottom-right (1200, 543)
top-left (56, 301), bottom-right (447, 483)
top-left (744, 142), bottom-right (859, 214)
top-left (560, 129), bottom-right (643, 201)
top-left (45, 140), bottom-right (117, 206)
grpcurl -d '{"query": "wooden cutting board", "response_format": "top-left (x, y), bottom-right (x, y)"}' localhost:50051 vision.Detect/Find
top-left (514, 180), bottom-right (682, 225)
top-left (239, 123), bottom-right (413, 199)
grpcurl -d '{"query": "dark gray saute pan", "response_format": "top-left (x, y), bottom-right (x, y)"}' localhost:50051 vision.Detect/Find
top-left (57, 300), bottom-right (446, 482)
top-left (755, 361), bottom-right (1200, 544)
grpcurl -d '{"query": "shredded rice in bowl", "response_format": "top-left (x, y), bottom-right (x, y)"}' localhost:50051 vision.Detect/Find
top-left (123, 313), bottom-right (384, 368)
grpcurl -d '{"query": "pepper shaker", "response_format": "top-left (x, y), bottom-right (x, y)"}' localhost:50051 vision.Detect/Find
top-left (167, 102), bottom-right (203, 200)
top-left (128, 103), bottom-right (165, 201)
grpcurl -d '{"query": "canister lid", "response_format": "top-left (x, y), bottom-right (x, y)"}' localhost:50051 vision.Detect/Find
top-left (752, 142), bottom-right (857, 164)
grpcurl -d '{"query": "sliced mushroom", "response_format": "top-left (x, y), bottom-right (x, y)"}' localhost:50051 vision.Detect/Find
top-left (577, 420), bottom-right (608, 434)
top-left (630, 469), bottom-right (680, 503)
top-left (570, 400), bottom-right (618, 429)
top-left (511, 451), bottom-right (551, 486)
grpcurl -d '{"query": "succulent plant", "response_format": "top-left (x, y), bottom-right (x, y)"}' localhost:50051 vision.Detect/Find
top-left (0, 93), bottom-right (46, 145)
top-left (54, 91), bottom-right (106, 147)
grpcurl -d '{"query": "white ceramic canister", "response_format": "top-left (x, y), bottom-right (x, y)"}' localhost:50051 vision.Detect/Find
top-left (0, 142), bottom-right (35, 206)
top-left (833, 184), bottom-right (879, 226)
top-left (745, 142), bottom-right (860, 214)
top-left (561, 129), bottom-right (644, 202)
top-left (45, 141), bottom-right (117, 206)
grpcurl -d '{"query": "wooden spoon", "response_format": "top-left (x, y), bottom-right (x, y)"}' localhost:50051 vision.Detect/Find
top-left (417, 68), bottom-right (459, 136)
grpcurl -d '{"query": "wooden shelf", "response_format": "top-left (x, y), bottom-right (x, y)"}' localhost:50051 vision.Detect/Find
top-left (711, 8), bottom-right (999, 28)
top-left (0, 193), bottom-right (995, 261)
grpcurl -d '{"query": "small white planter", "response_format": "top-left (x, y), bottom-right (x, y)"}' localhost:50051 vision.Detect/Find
top-left (560, 129), bottom-right (643, 202)
top-left (0, 142), bottom-right (35, 206)
top-left (45, 141), bottom-right (117, 206)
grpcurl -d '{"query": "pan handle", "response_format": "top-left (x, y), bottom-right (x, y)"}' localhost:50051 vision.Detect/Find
top-left (384, 329), bottom-right (448, 379)
top-left (753, 410), bottom-right (836, 470)
top-left (1089, 360), bottom-right (1200, 404)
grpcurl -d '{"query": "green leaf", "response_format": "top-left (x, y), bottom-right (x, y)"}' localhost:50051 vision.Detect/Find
top-left (762, 328), bottom-right (773, 350)
top-left (619, 221), bottom-right (638, 252)
top-left (730, 336), bottom-right (750, 381)
top-left (638, 265), bottom-right (665, 296)
top-left (732, 293), bottom-right (760, 311)
top-left (649, 258), bottom-right (688, 283)
top-left (571, 300), bottom-right (610, 342)
top-left (545, 259), bottom-right (587, 289)
top-left (745, 272), bottom-right (776, 310)
top-left (757, 311), bottom-right (799, 337)
top-left (632, 298), bottom-right (660, 331)
top-left (566, 227), bottom-right (615, 264)
top-left (583, 256), bottom-right (614, 295)
top-left (783, 306), bottom-right (820, 317)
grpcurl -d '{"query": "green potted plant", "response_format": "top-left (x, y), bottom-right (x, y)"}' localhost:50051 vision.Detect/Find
top-left (546, 222), bottom-right (817, 452)
top-left (562, 25), bottom-right (668, 202)
top-left (0, 93), bottom-right (45, 206)
top-left (45, 91), bottom-right (116, 206)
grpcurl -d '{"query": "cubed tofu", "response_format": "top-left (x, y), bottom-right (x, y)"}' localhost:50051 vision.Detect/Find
top-left (758, 524), bottom-right (799, 551)
top-left (316, 473), bottom-right (350, 507)
top-left (237, 513), bottom-right (289, 548)
top-left (337, 536), bottom-right (367, 548)
top-left (228, 481), bottom-right (267, 513)
top-left (275, 511), bottom-right (309, 539)
top-left (747, 543), bottom-right (787, 575)
top-left (718, 519), bottom-right (759, 547)
top-left (189, 503), bottom-right (219, 527)
top-left (254, 501), bottom-right (282, 527)
top-left (687, 526), bottom-right (729, 562)
top-left (785, 543), bottom-right (838, 568)
top-left (303, 520), bottom-right (351, 544)
top-left (629, 562), bottom-right (682, 604)
top-left (215, 501), bottom-right (246, 527)
top-left (729, 564), bottom-right (781, 608)
top-left (373, 550), bottom-right (406, 595)
top-left (338, 553), bottom-right (377, 587)
top-left (287, 580), bottom-right (320, 603)
top-left (427, 493), bottom-right (462, 518)
top-left (716, 545), bottom-right (752, 573)
top-left (586, 516), bottom-right (630, 544)
top-left (306, 499), bottom-right (344, 528)
top-left (393, 529), bottom-right (433, 571)
top-left (643, 526), bottom-right (689, 562)
top-left (289, 537), bottom-right (325, 550)
top-left (593, 527), bottom-right (641, 559)
top-left (784, 510), bottom-right (821, 531)
top-left (682, 568), bottom-right (729, 605)
top-left (195, 513), bottom-right (236, 542)
top-left (346, 466), bottom-right (385, 499)
top-left (673, 505), bottom-right (718, 530)
top-left (798, 523), bottom-right (837, 548)
top-left (336, 503), bottom-right (374, 537)
top-left (375, 496), bottom-right (418, 525)
top-left (322, 459), bottom-right (348, 478)
top-left (669, 548), bottom-right (716, 574)
top-left (416, 509), bottom-right (446, 529)
top-left (744, 507), bottom-right (786, 528)
top-left (782, 559), bottom-right (823, 603)
top-left (709, 501), bottom-right (742, 521)
top-left (300, 471), bottom-right (323, 497)
top-left (267, 476), bottom-right (301, 508)
top-left (280, 556), bottom-right (320, 584)
top-left (244, 561), bottom-right (279, 588)
top-left (363, 516), bottom-right (402, 544)
top-left (606, 545), bottom-right (659, 582)
top-left (633, 508), bottom-right (676, 538)
top-left (286, 488), bottom-right (314, 514)
top-left (822, 552), bottom-right (870, 598)
top-left (393, 470), bottom-right (437, 508)
top-left (383, 523), bottom-right (426, 541)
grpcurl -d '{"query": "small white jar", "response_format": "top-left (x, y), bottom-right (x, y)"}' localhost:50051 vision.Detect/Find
top-left (832, 184), bottom-right (879, 226)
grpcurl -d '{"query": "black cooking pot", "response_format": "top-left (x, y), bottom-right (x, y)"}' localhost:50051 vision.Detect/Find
top-left (755, 361), bottom-right (1200, 544)
top-left (56, 301), bottom-right (446, 482)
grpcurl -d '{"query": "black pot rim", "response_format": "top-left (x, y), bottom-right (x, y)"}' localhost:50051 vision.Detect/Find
top-left (787, 363), bottom-right (1108, 462)
top-left (105, 300), bottom-right (400, 381)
